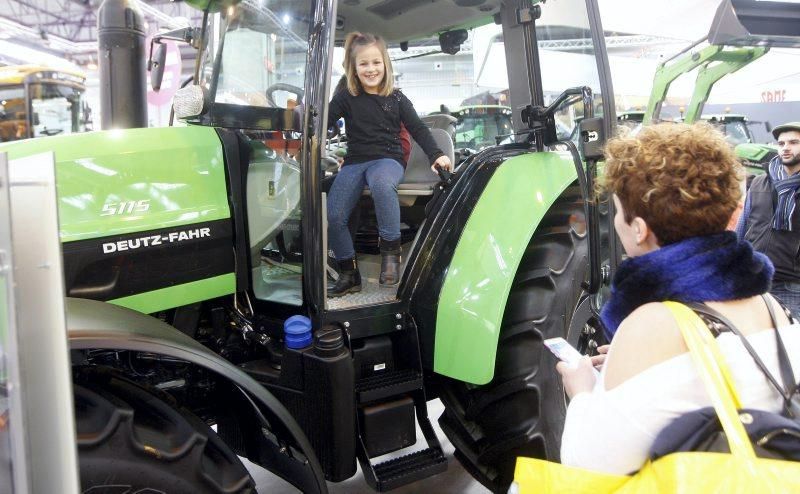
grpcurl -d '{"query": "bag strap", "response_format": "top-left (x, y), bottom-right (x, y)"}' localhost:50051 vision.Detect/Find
top-left (761, 294), bottom-right (799, 405)
top-left (687, 296), bottom-right (798, 417)
top-left (663, 301), bottom-right (757, 459)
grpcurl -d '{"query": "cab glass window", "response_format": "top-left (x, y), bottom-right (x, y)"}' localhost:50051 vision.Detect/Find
top-left (197, 1), bottom-right (312, 306)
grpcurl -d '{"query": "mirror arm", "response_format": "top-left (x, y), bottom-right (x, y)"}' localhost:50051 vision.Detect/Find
top-left (153, 27), bottom-right (198, 47)
top-left (147, 27), bottom-right (198, 72)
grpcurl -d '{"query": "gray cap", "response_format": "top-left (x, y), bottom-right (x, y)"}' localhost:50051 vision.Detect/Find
top-left (772, 122), bottom-right (800, 139)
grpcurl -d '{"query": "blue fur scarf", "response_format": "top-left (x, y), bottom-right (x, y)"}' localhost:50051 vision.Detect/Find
top-left (600, 232), bottom-right (774, 339)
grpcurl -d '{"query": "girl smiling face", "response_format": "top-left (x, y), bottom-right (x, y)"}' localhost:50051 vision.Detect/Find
top-left (354, 44), bottom-right (385, 94)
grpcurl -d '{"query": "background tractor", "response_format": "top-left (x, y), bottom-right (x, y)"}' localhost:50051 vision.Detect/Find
top-left (0, 0), bottom-right (796, 493)
top-left (638, 0), bottom-right (799, 176)
top-left (0, 65), bottom-right (90, 142)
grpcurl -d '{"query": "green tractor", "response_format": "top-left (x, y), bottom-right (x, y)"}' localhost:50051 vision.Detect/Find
top-left (640, 0), bottom-right (793, 175)
top-left (0, 0), bottom-right (793, 493)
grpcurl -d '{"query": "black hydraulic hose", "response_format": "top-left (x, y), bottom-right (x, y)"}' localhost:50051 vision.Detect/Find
top-left (560, 138), bottom-right (601, 294)
top-left (560, 139), bottom-right (589, 205)
top-left (584, 158), bottom-right (602, 295)
top-left (552, 86), bottom-right (602, 295)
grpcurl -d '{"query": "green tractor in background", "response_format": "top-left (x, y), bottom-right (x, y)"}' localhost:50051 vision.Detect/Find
top-left (640, 10), bottom-right (784, 176)
top-left (0, 0), bottom-right (794, 493)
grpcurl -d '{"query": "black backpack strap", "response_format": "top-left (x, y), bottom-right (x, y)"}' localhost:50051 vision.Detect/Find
top-left (685, 300), bottom-right (795, 416)
top-left (761, 294), bottom-right (799, 400)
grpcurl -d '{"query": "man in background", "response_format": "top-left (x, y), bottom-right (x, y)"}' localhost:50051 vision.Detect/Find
top-left (737, 122), bottom-right (800, 317)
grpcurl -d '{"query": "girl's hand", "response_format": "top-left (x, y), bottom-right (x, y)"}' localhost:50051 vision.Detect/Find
top-left (556, 356), bottom-right (597, 399)
top-left (431, 155), bottom-right (453, 173)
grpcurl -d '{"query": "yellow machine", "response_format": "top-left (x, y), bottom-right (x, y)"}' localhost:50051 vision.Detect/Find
top-left (0, 65), bottom-right (89, 142)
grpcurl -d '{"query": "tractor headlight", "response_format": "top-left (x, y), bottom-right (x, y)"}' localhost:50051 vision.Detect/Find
top-left (173, 85), bottom-right (208, 120)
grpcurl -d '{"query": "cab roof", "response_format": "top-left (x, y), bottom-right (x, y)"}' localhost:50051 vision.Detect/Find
top-left (335, 0), bottom-right (501, 43)
top-left (190, 0), bottom-right (502, 43)
top-left (703, 114), bottom-right (747, 122)
top-left (0, 65), bottom-right (86, 85)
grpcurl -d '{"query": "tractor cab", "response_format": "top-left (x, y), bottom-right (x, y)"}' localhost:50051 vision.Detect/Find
top-left (703, 113), bottom-right (754, 146)
top-left (0, 65), bottom-right (89, 142)
top-left (617, 110), bottom-right (645, 130)
top-left (173, 0), bottom-right (611, 317)
top-left (163, 2), bottom-right (614, 487)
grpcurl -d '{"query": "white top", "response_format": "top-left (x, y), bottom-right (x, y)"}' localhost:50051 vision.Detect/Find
top-left (560, 324), bottom-right (800, 475)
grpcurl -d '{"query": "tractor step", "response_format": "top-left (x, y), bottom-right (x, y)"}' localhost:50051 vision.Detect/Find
top-left (356, 369), bottom-right (422, 404)
top-left (357, 386), bottom-right (447, 491)
top-left (364, 446), bottom-right (448, 492)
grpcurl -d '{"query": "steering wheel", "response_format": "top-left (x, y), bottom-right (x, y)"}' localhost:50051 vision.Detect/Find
top-left (265, 83), bottom-right (305, 108)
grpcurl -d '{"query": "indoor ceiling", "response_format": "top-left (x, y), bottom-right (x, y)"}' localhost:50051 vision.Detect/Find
top-left (0, 0), bottom-right (204, 67)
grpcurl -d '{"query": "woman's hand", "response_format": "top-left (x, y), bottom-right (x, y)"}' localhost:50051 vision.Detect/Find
top-left (556, 356), bottom-right (597, 399)
top-left (591, 344), bottom-right (610, 371)
top-left (431, 155), bottom-right (453, 173)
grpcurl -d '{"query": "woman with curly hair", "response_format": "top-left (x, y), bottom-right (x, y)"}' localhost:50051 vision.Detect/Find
top-left (556, 122), bottom-right (800, 474)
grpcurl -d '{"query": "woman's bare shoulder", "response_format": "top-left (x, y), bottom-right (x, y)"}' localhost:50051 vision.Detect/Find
top-left (604, 302), bottom-right (687, 389)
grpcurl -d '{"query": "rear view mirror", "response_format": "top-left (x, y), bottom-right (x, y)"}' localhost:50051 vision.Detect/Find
top-left (147, 26), bottom-right (198, 92)
top-left (709, 0), bottom-right (800, 48)
top-left (148, 42), bottom-right (167, 91)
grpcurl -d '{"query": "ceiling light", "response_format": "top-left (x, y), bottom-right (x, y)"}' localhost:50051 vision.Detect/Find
top-left (0, 40), bottom-right (82, 72)
top-left (0, 16), bottom-right (94, 54)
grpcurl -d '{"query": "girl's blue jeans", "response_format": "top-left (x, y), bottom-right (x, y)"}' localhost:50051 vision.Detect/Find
top-left (327, 158), bottom-right (404, 261)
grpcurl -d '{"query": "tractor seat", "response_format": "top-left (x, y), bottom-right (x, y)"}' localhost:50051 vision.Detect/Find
top-left (363, 128), bottom-right (455, 198)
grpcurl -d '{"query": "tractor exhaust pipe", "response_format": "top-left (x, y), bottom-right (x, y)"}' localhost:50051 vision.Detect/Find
top-left (97, 0), bottom-right (147, 129)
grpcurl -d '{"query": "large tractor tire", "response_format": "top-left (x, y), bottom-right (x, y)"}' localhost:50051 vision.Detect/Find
top-left (439, 185), bottom-right (588, 493)
top-left (74, 367), bottom-right (256, 494)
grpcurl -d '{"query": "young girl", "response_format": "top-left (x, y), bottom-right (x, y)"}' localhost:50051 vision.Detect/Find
top-left (326, 32), bottom-right (452, 297)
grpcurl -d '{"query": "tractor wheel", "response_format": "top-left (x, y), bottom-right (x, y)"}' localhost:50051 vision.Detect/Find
top-left (73, 367), bottom-right (256, 494)
top-left (439, 186), bottom-right (588, 493)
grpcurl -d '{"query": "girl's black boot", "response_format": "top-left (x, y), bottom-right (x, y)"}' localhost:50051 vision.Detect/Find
top-left (327, 258), bottom-right (361, 297)
top-left (379, 238), bottom-right (402, 287)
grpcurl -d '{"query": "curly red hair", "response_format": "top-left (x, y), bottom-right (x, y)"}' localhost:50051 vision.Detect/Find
top-left (601, 122), bottom-right (743, 245)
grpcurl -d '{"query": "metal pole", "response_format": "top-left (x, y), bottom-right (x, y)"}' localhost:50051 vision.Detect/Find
top-left (2, 151), bottom-right (80, 493)
top-left (302, 0), bottom-right (337, 322)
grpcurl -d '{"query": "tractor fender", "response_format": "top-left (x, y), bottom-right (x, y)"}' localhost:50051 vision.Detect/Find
top-left (66, 297), bottom-right (328, 494)
top-left (433, 152), bottom-right (578, 385)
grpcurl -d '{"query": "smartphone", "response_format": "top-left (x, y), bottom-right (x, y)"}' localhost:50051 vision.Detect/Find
top-left (543, 337), bottom-right (585, 366)
top-left (545, 338), bottom-right (601, 378)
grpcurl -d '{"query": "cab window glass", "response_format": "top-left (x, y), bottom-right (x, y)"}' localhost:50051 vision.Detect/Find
top-left (203, 1), bottom-right (313, 306)
top-left (212, 0), bottom-right (310, 112)
top-left (0, 87), bottom-right (26, 142)
top-left (29, 83), bottom-right (85, 138)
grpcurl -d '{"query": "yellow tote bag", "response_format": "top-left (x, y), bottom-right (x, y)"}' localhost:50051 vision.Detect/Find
top-left (513, 301), bottom-right (800, 493)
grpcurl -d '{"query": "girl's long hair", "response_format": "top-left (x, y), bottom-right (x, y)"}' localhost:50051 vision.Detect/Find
top-left (343, 32), bottom-right (394, 97)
